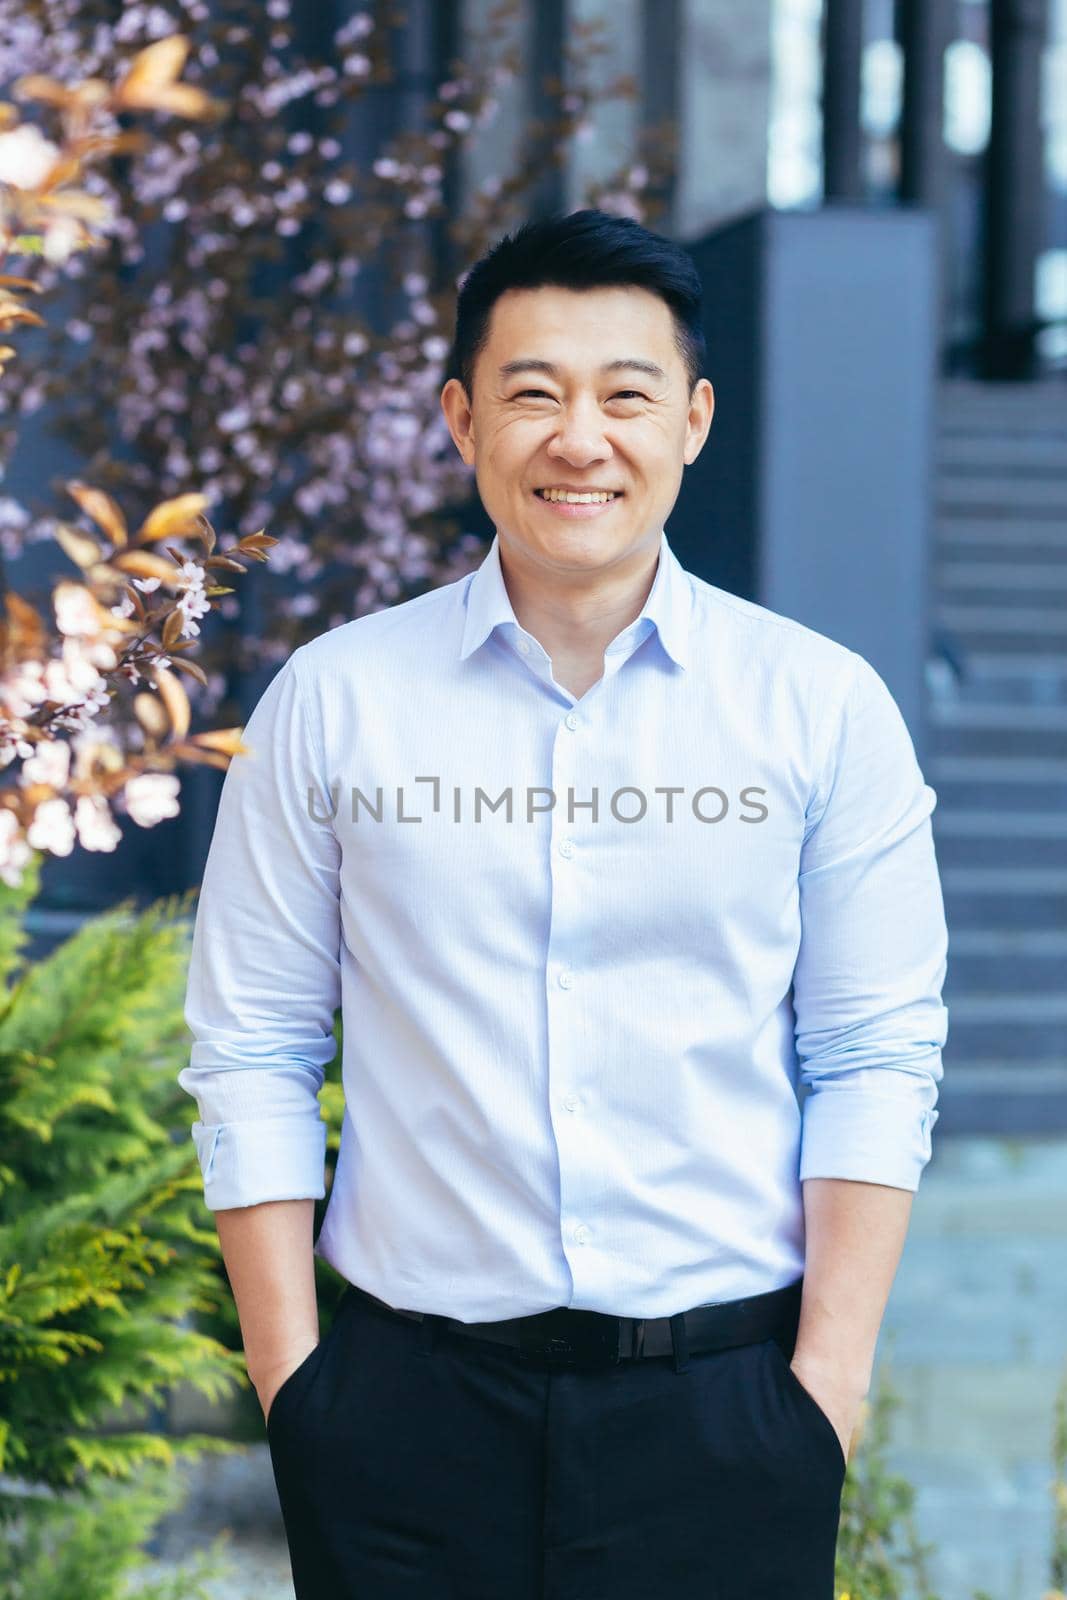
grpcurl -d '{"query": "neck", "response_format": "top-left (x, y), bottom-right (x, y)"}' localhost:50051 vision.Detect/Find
top-left (497, 533), bottom-right (662, 665)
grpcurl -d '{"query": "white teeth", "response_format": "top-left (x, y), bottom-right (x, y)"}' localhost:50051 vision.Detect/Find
top-left (538, 489), bottom-right (618, 504)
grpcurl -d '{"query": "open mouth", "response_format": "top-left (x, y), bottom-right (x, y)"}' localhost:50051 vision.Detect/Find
top-left (533, 488), bottom-right (624, 505)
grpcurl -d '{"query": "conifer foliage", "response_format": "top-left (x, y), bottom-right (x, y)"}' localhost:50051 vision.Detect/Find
top-left (0, 850), bottom-right (245, 1590)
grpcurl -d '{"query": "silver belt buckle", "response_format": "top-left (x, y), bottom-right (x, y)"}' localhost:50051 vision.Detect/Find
top-left (517, 1307), bottom-right (622, 1369)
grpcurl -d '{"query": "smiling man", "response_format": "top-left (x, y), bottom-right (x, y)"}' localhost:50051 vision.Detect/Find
top-left (180, 209), bottom-right (949, 1600)
top-left (445, 284), bottom-right (705, 703)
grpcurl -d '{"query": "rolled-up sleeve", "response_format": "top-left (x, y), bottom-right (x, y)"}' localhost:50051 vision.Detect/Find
top-left (179, 648), bottom-right (341, 1211)
top-left (794, 651), bottom-right (949, 1192)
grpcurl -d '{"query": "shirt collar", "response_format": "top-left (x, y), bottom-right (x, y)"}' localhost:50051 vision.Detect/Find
top-left (459, 529), bottom-right (693, 671)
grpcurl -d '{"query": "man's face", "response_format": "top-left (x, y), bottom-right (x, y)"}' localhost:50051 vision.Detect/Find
top-left (440, 284), bottom-right (714, 579)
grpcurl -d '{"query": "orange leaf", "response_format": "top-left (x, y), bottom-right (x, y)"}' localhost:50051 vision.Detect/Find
top-left (0, 305), bottom-right (46, 332)
top-left (111, 550), bottom-right (180, 586)
top-left (186, 727), bottom-right (249, 757)
top-left (1, 591), bottom-right (47, 658)
top-left (133, 692), bottom-right (169, 739)
top-left (64, 483), bottom-right (128, 548)
top-left (166, 655), bottom-right (208, 686)
top-left (135, 493), bottom-right (210, 544)
top-left (161, 608), bottom-right (185, 650)
top-left (151, 662), bottom-right (191, 739)
top-left (203, 555), bottom-right (247, 572)
top-left (115, 36), bottom-right (191, 102)
top-left (152, 85), bottom-right (216, 119)
top-left (35, 187), bottom-right (111, 220)
top-left (53, 522), bottom-right (103, 570)
top-left (171, 744), bottom-right (232, 772)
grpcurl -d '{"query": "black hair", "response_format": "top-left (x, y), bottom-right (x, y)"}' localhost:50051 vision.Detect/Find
top-left (445, 208), bottom-right (706, 402)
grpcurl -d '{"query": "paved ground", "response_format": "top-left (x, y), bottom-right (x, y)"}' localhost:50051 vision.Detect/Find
top-left (140, 1135), bottom-right (1067, 1600)
top-left (878, 1135), bottom-right (1067, 1600)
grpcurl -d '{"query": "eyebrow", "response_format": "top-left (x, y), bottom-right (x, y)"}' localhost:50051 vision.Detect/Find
top-left (497, 358), bottom-right (668, 384)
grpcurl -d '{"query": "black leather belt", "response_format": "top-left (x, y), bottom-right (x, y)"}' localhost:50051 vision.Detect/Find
top-left (344, 1276), bottom-right (805, 1372)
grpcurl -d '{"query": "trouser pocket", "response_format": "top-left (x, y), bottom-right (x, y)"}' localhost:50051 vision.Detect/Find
top-left (762, 1336), bottom-right (848, 1478)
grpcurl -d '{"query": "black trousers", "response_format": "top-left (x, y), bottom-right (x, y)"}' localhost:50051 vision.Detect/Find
top-left (266, 1282), bottom-right (847, 1599)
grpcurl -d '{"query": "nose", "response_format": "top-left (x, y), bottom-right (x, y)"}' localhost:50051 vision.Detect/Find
top-left (545, 396), bottom-right (613, 468)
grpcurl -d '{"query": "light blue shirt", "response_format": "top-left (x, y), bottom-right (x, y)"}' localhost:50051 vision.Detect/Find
top-left (180, 528), bottom-right (949, 1320)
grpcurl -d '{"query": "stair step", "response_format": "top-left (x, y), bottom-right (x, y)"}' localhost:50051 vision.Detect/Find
top-left (962, 655), bottom-right (1067, 678)
top-left (938, 563), bottom-right (1067, 591)
top-left (936, 1064), bottom-right (1067, 1089)
top-left (935, 836), bottom-right (1067, 869)
top-left (935, 603), bottom-right (1067, 638)
top-left (945, 1020), bottom-right (1066, 1057)
top-left (933, 733), bottom-right (1067, 762)
top-left (939, 379), bottom-right (1067, 422)
top-left (945, 994), bottom-right (1067, 1022)
top-left (937, 480), bottom-right (1067, 510)
top-left (930, 703), bottom-right (1067, 729)
top-left (937, 437), bottom-right (1067, 470)
top-left (948, 952), bottom-right (1067, 992)
top-left (940, 868), bottom-right (1067, 927)
top-left (942, 866), bottom-right (1067, 891)
top-left (935, 810), bottom-right (1067, 837)
top-left (930, 756), bottom-right (1067, 780)
top-left (932, 779), bottom-right (1067, 810)
top-left (937, 521), bottom-right (1067, 548)
top-left (946, 929), bottom-right (1067, 954)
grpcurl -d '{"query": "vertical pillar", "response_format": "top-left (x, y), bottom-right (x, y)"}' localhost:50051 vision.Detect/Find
top-left (640, 0), bottom-right (682, 231)
top-left (982, 0), bottom-right (1049, 377)
top-left (898, 0), bottom-right (954, 209)
top-left (897, 0), bottom-right (956, 363)
top-left (822, 0), bottom-right (865, 201)
top-left (527, 0), bottom-right (568, 217)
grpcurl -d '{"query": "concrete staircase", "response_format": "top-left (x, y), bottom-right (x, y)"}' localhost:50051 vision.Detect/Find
top-left (929, 380), bottom-right (1067, 1132)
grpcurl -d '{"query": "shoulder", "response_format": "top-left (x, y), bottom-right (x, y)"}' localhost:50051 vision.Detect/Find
top-left (687, 573), bottom-right (863, 691)
top-left (286, 574), bottom-right (467, 684)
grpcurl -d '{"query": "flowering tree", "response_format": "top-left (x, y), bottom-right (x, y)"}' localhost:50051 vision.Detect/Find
top-left (0, 1), bottom-right (671, 891)
top-left (1, 0), bottom-right (670, 681)
top-left (0, 34), bottom-right (277, 888)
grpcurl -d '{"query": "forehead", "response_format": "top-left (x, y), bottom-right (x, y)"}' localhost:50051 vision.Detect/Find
top-left (483, 284), bottom-right (679, 375)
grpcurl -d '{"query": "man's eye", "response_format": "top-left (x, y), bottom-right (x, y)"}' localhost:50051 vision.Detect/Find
top-left (512, 389), bottom-right (646, 401)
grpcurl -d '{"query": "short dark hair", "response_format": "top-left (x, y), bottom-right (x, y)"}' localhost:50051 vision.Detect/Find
top-left (445, 208), bottom-right (706, 402)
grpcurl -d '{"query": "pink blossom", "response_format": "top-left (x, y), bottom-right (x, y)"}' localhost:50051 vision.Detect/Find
top-left (124, 772), bottom-right (180, 827)
top-left (75, 793), bottom-right (122, 852)
top-left (26, 796), bottom-right (75, 856)
top-left (0, 123), bottom-right (61, 189)
top-left (54, 585), bottom-right (102, 638)
top-left (0, 810), bottom-right (32, 887)
top-left (20, 738), bottom-right (71, 790)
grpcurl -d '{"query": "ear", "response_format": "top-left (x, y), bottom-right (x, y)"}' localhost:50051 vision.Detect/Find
top-left (683, 379), bottom-right (715, 466)
top-left (440, 378), bottom-right (476, 466)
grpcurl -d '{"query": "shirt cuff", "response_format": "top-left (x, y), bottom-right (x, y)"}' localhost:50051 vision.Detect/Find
top-left (191, 1114), bottom-right (328, 1211)
top-left (798, 1083), bottom-right (940, 1192)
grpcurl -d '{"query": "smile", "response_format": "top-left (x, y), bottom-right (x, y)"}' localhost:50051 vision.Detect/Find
top-left (533, 488), bottom-right (624, 519)
top-left (534, 486), bottom-right (627, 499)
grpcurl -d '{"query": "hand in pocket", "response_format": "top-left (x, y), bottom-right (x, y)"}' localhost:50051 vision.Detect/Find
top-left (260, 1337), bottom-right (322, 1427)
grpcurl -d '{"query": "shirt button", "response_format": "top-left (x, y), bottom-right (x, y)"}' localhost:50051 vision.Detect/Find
top-left (563, 1093), bottom-right (579, 1111)
top-left (564, 713), bottom-right (579, 731)
top-left (517, 639), bottom-right (531, 655)
top-left (558, 969), bottom-right (574, 989)
top-left (558, 837), bottom-right (575, 857)
top-left (574, 1224), bottom-right (591, 1245)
